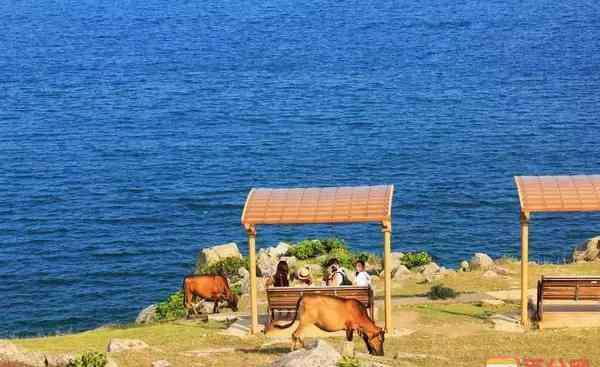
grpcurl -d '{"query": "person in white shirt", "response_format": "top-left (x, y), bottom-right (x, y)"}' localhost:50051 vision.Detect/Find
top-left (354, 260), bottom-right (371, 287)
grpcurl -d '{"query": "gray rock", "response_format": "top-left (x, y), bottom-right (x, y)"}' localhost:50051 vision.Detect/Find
top-left (257, 250), bottom-right (277, 277)
top-left (0, 341), bottom-right (20, 356)
top-left (493, 266), bottom-right (510, 276)
top-left (418, 262), bottom-right (440, 276)
top-left (197, 242), bottom-right (242, 268)
top-left (269, 242), bottom-right (292, 258)
top-left (45, 353), bottom-right (76, 367)
top-left (152, 360), bottom-right (171, 367)
top-left (107, 338), bottom-right (149, 353)
top-left (135, 304), bottom-right (157, 324)
top-left (482, 270), bottom-right (499, 278)
top-left (459, 260), bottom-right (470, 272)
top-left (572, 236), bottom-right (600, 262)
top-left (392, 265), bottom-right (411, 280)
top-left (470, 253), bottom-right (494, 271)
top-left (271, 339), bottom-right (340, 367)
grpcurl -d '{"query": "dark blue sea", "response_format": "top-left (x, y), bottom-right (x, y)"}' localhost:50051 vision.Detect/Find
top-left (2, 0), bottom-right (600, 337)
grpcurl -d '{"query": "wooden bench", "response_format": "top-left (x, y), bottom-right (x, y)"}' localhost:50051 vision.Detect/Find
top-left (537, 275), bottom-right (600, 321)
top-left (266, 286), bottom-right (374, 329)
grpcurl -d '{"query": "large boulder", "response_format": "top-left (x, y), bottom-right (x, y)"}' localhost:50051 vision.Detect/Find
top-left (197, 242), bottom-right (242, 268)
top-left (135, 304), bottom-right (157, 324)
top-left (469, 253), bottom-right (494, 271)
top-left (257, 250), bottom-right (278, 277)
top-left (390, 252), bottom-right (404, 273)
top-left (572, 236), bottom-right (600, 262)
top-left (418, 262), bottom-right (440, 277)
top-left (107, 339), bottom-right (149, 353)
top-left (0, 342), bottom-right (46, 367)
top-left (271, 339), bottom-right (340, 367)
top-left (392, 264), bottom-right (411, 280)
top-left (269, 242), bottom-right (291, 258)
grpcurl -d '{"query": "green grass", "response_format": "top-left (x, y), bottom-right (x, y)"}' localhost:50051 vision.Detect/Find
top-left (6, 260), bottom-right (600, 366)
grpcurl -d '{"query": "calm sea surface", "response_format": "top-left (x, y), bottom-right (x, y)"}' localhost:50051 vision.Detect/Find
top-left (2, 0), bottom-right (600, 337)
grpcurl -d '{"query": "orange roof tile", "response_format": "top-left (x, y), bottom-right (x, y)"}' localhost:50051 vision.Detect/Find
top-left (241, 185), bottom-right (394, 226)
top-left (515, 175), bottom-right (600, 213)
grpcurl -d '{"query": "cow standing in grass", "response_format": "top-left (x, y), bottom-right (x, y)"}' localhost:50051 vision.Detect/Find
top-left (273, 294), bottom-right (385, 355)
top-left (182, 274), bottom-right (238, 317)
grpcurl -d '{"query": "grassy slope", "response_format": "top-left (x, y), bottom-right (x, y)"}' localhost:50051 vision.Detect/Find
top-left (6, 260), bottom-right (600, 367)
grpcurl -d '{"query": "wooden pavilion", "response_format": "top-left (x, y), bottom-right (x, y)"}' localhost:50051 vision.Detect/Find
top-left (241, 185), bottom-right (395, 334)
top-left (515, 175), bottom-right (600, 328)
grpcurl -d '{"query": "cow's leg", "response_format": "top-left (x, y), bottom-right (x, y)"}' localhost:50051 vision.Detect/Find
top-left (291, 322), bottom-right (309, 351)
top-left (345, 328), bottom-right (354, 341)
top-left (213, 299), bottom-right (220, 314)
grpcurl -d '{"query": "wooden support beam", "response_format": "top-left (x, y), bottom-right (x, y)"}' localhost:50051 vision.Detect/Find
top-left (246, 225), bottom-right (259, 335)
top-left (382, 220), bottom-right (392, 332)
top-left (520, 211), bottom-right (530, 328)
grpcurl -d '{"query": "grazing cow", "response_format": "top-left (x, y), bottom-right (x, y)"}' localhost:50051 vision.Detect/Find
top-left (182, 274), bottom-right (238, 316)
top-left (274, 294), bottom-right (385, 355)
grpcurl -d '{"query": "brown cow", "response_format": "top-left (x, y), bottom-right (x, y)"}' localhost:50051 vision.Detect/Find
top-left (182, 274), bottom-right (238, 316)
top-left (274, 294), bottom-right (385, 355)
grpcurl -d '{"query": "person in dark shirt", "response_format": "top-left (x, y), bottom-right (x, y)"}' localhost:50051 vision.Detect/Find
top-left (273, 260), bottom-right (290, 287)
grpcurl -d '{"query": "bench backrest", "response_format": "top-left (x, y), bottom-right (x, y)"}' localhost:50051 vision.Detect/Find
top-left (266, 286), bottom-right (373, 310)
top-left (541, 276), bottom-right (600, 301)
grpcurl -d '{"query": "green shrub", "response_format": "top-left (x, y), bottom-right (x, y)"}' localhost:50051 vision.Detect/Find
top-left (402, 251), bottom-right (432, 268)
top-left (287, 239), bottom-right (326, 259)
top-left (428, 285), bottom-right (458, 300)
top-left (321, 237), bottom-right (347, 252)
top-left (337, 356), bottom-right (361, 367)
top-left (155, 290), bottom-right (186, 321)
top-left (67, 352), bottom-right (107, 367)
top-left (321, 247), bottom-right (358, 271)
top-left (197, 257), bottom-right (249, 283)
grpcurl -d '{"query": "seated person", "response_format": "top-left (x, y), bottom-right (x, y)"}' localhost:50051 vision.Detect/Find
top-left (354, 260), bottom-right (371, 287)
top-left (292, 266), bottom-right (313, 286)
top-left (325, 258), bottom-right (351, 286)
top-left (272, 260), bottom-right (289, 287)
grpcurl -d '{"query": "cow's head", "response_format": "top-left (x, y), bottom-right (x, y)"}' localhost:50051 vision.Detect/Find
top-left (362, 327), bottom-right (385, 356)
top-left (228, 292), bottom-right (239, 312)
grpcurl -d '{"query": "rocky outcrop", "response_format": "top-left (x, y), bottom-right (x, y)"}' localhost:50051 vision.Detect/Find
top-left (459, 260), bottom-right (470, 272)
top-left (469, 253), bottom-right (494, 270)
top-left (0, 341), bottom-right (75, 367)
top-left (135, 304), bottom-right (157, 324)
top-left (392, 264), bottom-right (411, 280)
top-left (418, 262), bottom-right (440, 277)
top-left (107, 339), bottom-right (149, 353)
top-left (390, 252), bottom-right (404, 273)
top-left (257, 242), bottom-right (292, 277)
top-left (572, 236), bottom-right (600, 262)
top-left (271, 339), bottom-right (340, 367)
top-left (197, 242), bottom-right (242, 268)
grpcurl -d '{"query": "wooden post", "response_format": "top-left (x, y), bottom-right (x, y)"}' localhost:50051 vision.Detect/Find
top-left (520, 212), bottom-right (529, 328)
top-left (247, 225), bottom-right (259, 335)
top-left (382, 221), bottom-right (392, 332)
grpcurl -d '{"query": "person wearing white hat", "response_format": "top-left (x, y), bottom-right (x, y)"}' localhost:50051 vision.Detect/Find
top-left (292, 266), bottom-right (313, 286)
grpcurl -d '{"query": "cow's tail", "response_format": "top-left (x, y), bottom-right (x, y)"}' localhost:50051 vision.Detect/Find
top-left (272, 296), bottom-right (303, 329)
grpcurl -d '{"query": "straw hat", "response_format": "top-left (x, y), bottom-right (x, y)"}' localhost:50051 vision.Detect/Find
top-left (297, 266), bottom-right (311, 281)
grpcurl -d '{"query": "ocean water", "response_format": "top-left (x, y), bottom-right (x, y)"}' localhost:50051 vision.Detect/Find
top-left (2, 0), bottom-right (600, 337)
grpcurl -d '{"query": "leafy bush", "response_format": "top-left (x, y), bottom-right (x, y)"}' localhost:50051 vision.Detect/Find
top-left (155, 290), bottom-right (186, 321)
top-left (287, 239), bottom-right (326, 259)
top-left (402, 251), bottom-right (432, 268)
top-left (428, 285), bottom-right (458, 300)
top-left (321, 237), bottom-right (347, 252)
top-left (197, 257), bottom-right (249, 283)
top-left (67, 352), bottom-right (107, 367)
top-left (337, 356), bottom-right (361, 367)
